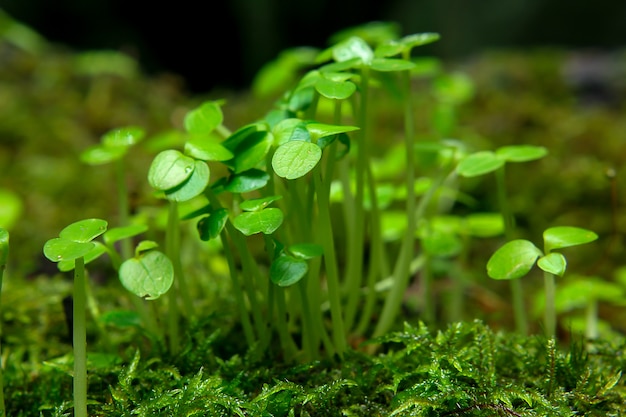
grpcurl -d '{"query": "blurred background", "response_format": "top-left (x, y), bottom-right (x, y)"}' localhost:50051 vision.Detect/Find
top-left (2, 0), bottom-right (626, 93)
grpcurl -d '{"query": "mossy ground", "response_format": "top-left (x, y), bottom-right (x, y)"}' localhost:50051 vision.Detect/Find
top-left (1, 17), bottom-right (626, 416)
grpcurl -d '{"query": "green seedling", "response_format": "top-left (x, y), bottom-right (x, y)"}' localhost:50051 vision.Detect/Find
top-left (0, 228), bottom-right (8, 417)
top-left (43, 218), bottom-right (108, 417)
top-left (0, 189), bottom-right (22, 230)
top-left (81, 126), bottom-right (145, 259)
top-left (457, 144), bottom-right (548, 334)
top-left (487, 226), bottom-right (598, 338)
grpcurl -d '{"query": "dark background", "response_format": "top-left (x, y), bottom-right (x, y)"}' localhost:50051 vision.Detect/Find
top-left (2, 0), bottom-right (626, 94)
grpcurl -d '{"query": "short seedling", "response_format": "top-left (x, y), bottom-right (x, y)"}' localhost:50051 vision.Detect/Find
top-left (43, 218), bottom-right (108, 417)
top-left (486, 226), bottom-right (598, 338)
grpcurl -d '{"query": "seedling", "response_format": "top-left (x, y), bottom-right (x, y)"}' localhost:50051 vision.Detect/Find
top-left (43, 218), bottom-right (108, 417)
top-left (487, 226), bottom-right (598, 338)
top-left (457, 144), bottom-right (548, 334)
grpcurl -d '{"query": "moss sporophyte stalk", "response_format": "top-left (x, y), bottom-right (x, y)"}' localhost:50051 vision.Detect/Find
top-left (24, 20), bottom-right (622, 415)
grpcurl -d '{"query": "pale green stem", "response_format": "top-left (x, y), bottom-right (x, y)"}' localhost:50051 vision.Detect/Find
top-left (544, 270), bottom-right (556, 338)
top-left (585, 300), bottom-right (598, 339)
top-left (344, 67), bottom-right (371, 311)
top-left (115, 158), bottom-right (132, 260)
top-left (0, 251), bottom-right (6, 417)
top-left (314, 168), bottom-right (347, 356)
top-left (168, 201), bottom-right (195, 319)
top-left (496, 165), bottom-right (528, 335)
top-left (73, 257), bottom-right (88, 417)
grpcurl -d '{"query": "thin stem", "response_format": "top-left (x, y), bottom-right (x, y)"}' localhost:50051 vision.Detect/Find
top-left (314, 168), bottom-right (347, 356)
top-left (73, 257), bottom-right (88, 417)
top-left (585, 300), bottom-right (598, 339)
top-left (0, 253), bottom-right (6, 417)
top-left (168, 201), bottom-right (195, 319)
top-left (544, 270), bottom-right (556, 338)
top-left (344, 67), bottom-right (371, 318)
top-left (115, 158), bottom-right (132, 260)
top-left (495, 165), bottom-right (528, 335)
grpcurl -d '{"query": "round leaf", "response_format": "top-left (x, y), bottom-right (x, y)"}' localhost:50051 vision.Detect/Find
top-left (135, 240), bottom-right (159, 254)
top-left (183, 101), bottom-right (223, 135)
top-left (119, 250), bottom-right (174, 300)
top-left (457, 151), bottom-right (504, 177)
top-left (232, 208), bottom-right (283, 236)
top-left (148, 150), bottom-right (195, 191)
top-left (537, 252), bottom-right (567, 277)
top-left (184, 136), bottom-right (233, 161)
top-left (44, 238), bottom-right (94, 262)
top-left (270, 255), bottom-right (308, 287)
top-left (58, 241), bottom-right (108, 272)
top-left (543, 226), bottom-right (598, 253)
top-left (272, 141), bottom-right (322, 179)
top-left (272, 118), bottom-right (306, 146)
top-left (332, 36), bottom-right (374, 64)
top-left (102, 126), bottom-right (145, 148)
top-left (164, 160), bottom-right (210, 202)
top-left (230, 131), bottom-right (273, 174)
top-left (315, 78), bottom-right (356, 100)
top-left (487, 239), bottom-right (543, 280)
top-left (59, 218), bottom-right (108, 243)
top-left (80, 144), bottom-right (127, 165)
top-left (224, 169), bottom-right (270, 193)
top-left (496, 145), bottom-right (548, 163)
top-left (103, 224), bottom-right (148, 246)
top-left (369, 58), bottom-right (416, 72)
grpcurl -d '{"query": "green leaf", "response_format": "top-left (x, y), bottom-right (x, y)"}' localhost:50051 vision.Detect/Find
top-left (421, 230), bottom-right (462, 258)
top-left (43, 238), bottom-right (94, 262)
top-left (332, 36), bottom-right (374, 64)
top-left (183, 101), bottom-right (223, 135)
top-left (0, 228), bottom-right (9, 267)
top-left (487, 239), bottom-right (543, 280)
top-left (270, 255), bottom-right (308, 287)
top-left (0, 189), bottom-right (22, 230)
top-left (100, 310), bottom-right (142, 328)
top-left (224, 169), bottom-right (270, 193)
top-left (288, 243), bottom-right (323, 260)
top-left (232, 208), bottom-right (283, 236)
top-left (58, 241), bottom-right (108, 271)
top-left (543, 226), bottom-right (598, 253)
top-left (119, 250), bottom-right (174, 300)
top-left (184, 135), bottom-right (233, 161)
top-left (400, 32), bottom-right (440, 48)
top-left (433, 72), bottom-right (474, 104)
top-left (164, 160), bottom-right (210, 202)
top-left (222, 123), bottom-right (264, 151)
top-left (315, 78), bottom-right (356, 100)
top-left (272, 141), bottom-right (322, 179)
top-left (305, 122), bottom-right (359, 142)
top-left (537, 252), bottom-right (567, 277)
top-left (230, 131), bottom-right (273, 174)
top-left (496, 145), bottom-right (548, 162)
top-left (239, 195), bottom-right (282, 212)
top-left (135, 240), bottom-right (159, 254)
top-left (272, 118), bottom-right (306, 146)
top-left (197, 209), bottom-right (229, 241)
top-left (148, 150), bottom-right (195, 191)
top-left (59, 218), bottom-right (108, 243)
top-left (102, 126), bottom-right (145, 148)
top-left (463, 213), bottom-right (504, 238)
top-left (103, 224), bottom-right (148, 247)
top-left (80, 144), bottom-right (127, 165)
top-left (369, 58), bottom-right (416, 72)
top-left (456, 151), bottom-right (504, 177)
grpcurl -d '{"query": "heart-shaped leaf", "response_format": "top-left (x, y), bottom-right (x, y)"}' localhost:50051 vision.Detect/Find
top-left (272, 141), bottom-right (322, 179)
top-left (183, 101), bottom-right (223, 135)
top-left (537, 252), bottom-right (567, 277)
top-left (59, 218), bottom-right (108, 243)
top-left (148, 150), bottom-right (195, 191)
top-left (456, 151), bottom-right (504, 177)
top-left (119, 250), bottom-right (174, 300)
top-left (58, 241), bottom-right (108, 271)
top-left (543, 226), bottom-right (598, 253)
top-left (103, 224), bottom-right (148, 247)
top-left (233, 208), bottom-right (283, 236)
top-left (496, 145), bottom-right (548, 163)
top-left (43, 238), bottom-right (94, 262)
top-left (164, 160), bottom-right (210, 202)
top-left (487, 239), bottom-right (543, 280)
top-left (102, 126), bottom-right (145, 148)
top-left (270, 255), bottom-right (308, 287)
